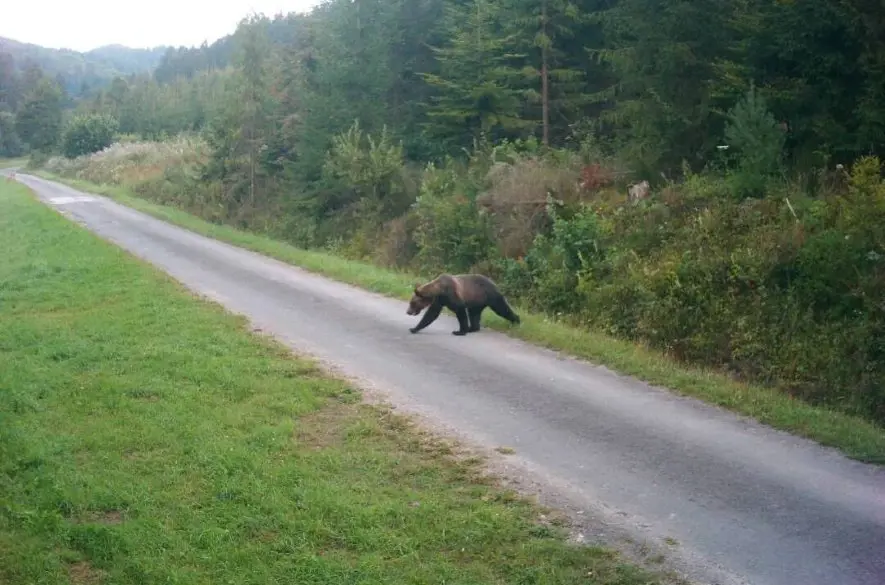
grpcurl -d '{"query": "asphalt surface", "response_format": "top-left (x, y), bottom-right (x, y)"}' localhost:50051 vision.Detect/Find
top-left (8, 171), bottom-right (885, 585)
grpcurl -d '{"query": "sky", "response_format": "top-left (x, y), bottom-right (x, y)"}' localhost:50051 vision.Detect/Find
top-left (0, 0), bottom-right (322, 52)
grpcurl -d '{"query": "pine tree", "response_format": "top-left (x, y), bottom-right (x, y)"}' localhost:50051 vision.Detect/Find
top-left (591, 0), bottom-right (735, 174)
top-left (288, 0), bottom-right (397, 181)
top-left (0, 111), bottom-right (24, 157)
top-left (384, 0), bottom-right (447, 160)
top-left (204, 15), bottom-right (277, 207)
top-left (420, 0), bottom-right (532, 152)
top-left (0, 51), bottom-right (19, 111)
top-left (237, 16), bottom-right (275, 205)
top-left (719, 0), bottom-right (879, 167)
top-left (506, 0), bottom-right (591, 146)
top-left (15, 74), bottom-right (64, 153)
top-left (723, 82), bottom-right (785, 197)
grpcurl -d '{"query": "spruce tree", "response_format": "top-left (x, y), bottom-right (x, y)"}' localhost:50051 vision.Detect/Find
top-left (15, 74), bottom-right (64, 153)
top-left (506, 0), bottom-right (592, 146)
top-left (420, 0), bottom-right (531, 152)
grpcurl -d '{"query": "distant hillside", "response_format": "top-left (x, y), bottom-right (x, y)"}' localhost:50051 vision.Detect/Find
top-left (152, 13), bottom-right (303, 83)
top-left (1, 11), bottom-right (308, 101)
top-left (86, 43), bottom-right (169, 75)
top-left (153, 37), bottom-right (236, 83)
top-left (0, 36), bottom-right (168, 96)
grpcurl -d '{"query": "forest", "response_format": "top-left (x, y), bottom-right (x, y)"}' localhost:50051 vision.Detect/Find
top-left (0, 36), bottom-right (166, 98)
top-left (2, 0), bottom-right (884, 427)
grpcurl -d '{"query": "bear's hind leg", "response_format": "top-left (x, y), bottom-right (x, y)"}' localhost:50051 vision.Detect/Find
top-left (468, 306), bottom-right (484, 332)
top-left (489, 295), bottom-right (520, 325)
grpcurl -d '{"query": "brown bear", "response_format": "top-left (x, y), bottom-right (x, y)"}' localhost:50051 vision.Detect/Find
top-left (406, 273), bottom-right (521, 335)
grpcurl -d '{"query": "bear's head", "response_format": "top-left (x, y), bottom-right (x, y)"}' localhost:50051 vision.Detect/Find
top-left (406, 285), bottom-right (433, 315)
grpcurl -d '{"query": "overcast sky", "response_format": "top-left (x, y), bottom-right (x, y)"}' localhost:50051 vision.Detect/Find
top-left (0, 0), bottom-right (322, 52)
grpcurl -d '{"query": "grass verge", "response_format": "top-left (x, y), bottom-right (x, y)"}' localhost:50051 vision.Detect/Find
top-left (0, 180), bottom-right (662, 584)
top-left (32, 171), bottom-right (885, 465)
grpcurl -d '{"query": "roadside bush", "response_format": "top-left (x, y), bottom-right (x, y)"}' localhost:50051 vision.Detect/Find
top-left (321, 121), bottom-right (414, 220)
top-left (494, 153), bottom-right (884, 422)
top-left (519, 199), bottom-right (610, 314)
top-left (61, 113), bottom-right (119, 159)
top-left (412, 158), bottom-right (497, 275)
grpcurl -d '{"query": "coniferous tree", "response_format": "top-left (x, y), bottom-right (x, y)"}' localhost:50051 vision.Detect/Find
top-left (15, 75), bottom-right (64, 153)
top-left (0, 51), bottom-right (19, 111)
top-left (507, 0), bottom-right (593, 145)
top-left (205, 15), bottom-right (277, 206)
top-left (592, 0), bottom-right (735, 175)
top-left (289, 0), bottom-right (396, 182)
top-left (0, 111), bottom-right (24, 157)
top-left (420, 0), bottom-right (531, 153)
top-left (384, 0), bottom-right (446, 159)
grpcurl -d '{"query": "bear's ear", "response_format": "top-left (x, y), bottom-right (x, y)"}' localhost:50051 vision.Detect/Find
top-left (413, 283), bottom-right (422, 295)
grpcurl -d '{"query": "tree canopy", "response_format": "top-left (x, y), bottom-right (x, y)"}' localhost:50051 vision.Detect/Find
top-left (46, 0), bottom-right (882, 179)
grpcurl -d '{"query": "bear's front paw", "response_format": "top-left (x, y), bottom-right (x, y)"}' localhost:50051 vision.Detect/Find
top-left (409, 327), bottom-right (420, 334)
top-left (452, 330), bottom-right (467, 336)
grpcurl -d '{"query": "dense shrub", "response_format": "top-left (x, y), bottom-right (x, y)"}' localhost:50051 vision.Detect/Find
top-left (61, 113), bottom-right (119, 159)
top-left (316, 121), bottom-right (419, 261)
top-left (412, 158), bottom-right (497, 275)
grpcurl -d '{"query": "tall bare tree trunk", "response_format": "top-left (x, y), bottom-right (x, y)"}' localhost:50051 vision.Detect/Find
top-left (248, 86), bottom-right (256, 206)
top-left (250, 144), bottom-right (255, 206)
top-left (541, 0), bottom-right (550, 146)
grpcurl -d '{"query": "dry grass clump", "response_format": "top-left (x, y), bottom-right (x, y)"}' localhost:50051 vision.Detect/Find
top-left (44, 135), bottom-right (209, 186)
top-left (478, 156), bottom-right (620, 258)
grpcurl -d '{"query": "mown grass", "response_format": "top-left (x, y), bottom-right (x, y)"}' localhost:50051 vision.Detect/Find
top-left (0, 180), bottom-right (662, 584)
top-left (32, 171), bottom-right (885, 465)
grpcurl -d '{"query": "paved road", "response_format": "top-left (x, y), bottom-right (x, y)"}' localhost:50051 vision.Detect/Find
top-left (8, 172), bottom-right (885, 585)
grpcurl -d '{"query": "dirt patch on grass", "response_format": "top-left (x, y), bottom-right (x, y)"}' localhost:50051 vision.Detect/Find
top-left (255, 530), bottom-right (279, 543)
top-left (127, 389), bottom-right (161, 401)
top-left (67, 560), bottom-right (106, 584)
top-left (76, 510), bottom-right (125, 525)
top-left (95, 510), bottom-right (124, 524)
top-left (292, 400), bottom-right (360, 449)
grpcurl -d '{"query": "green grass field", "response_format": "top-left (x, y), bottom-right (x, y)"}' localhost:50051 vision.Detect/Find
top-left (33, 172), bottom-right (885, 466)
top-left (0, 181), bottom-right (663, 584)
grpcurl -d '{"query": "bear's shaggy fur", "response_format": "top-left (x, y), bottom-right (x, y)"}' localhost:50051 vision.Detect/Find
top-left (406, 273), bottom-right (520, 335)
